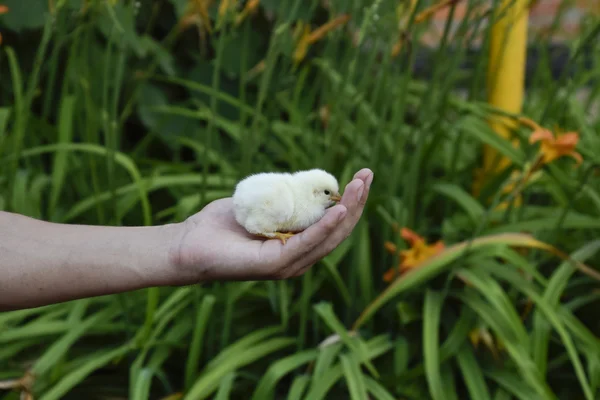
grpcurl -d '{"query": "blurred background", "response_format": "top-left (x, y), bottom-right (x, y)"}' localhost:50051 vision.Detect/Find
top-left (1, 0), bottom-right (600, 399)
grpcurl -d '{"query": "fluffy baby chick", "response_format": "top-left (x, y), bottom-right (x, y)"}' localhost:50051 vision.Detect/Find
top-left (232, 169), bottom-right (342, 244)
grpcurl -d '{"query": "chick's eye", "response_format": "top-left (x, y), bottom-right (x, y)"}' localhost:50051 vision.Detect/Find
top-left (324, 190), bottom-right (330, 195)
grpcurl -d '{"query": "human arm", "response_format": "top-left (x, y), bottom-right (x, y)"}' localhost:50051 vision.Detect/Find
top-left (0, 168), bottom-right (373, 311)
top-left (0, 211), bottom-right (180, 311)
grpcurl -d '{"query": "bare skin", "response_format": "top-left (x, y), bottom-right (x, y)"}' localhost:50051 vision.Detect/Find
top-left (0, 169), bottom-right (373, 311)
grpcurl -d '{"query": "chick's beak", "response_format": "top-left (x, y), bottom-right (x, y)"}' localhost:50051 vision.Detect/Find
top-left (330, 192), bottom-right (342, 202)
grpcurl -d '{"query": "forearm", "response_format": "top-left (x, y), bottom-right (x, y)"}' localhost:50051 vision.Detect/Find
top-left (0, 211), bottom-right (183, 311)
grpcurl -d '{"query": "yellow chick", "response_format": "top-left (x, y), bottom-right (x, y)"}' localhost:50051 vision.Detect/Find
top-left (232, 169), bottom-right (342, 244)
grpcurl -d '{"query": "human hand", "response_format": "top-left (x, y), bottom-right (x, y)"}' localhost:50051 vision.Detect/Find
top-left (170, 168), bottom-right (373, 282)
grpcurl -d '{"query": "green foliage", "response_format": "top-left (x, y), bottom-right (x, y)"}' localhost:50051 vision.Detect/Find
top-left (1, 0), bottom-right (600, 399)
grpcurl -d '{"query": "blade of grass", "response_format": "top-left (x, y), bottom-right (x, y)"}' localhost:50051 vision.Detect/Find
top-left (304, 335), bottom-right (393, 400)
top-left (48, 95), bottom-right (76, 219)
top-left (314, 302), bottom-right (379, 378)
top-left (423, 289), bottom-right (445, 400)
top-left (340, 353), bottom-right (368, 400)
top-left (5, 47), bottom-right (25, 210)
top-left (456, 267), bottom-right (529, 345)
top-left (483, 368), bottom-right (546, 400)
top-left (4, 143), bottom-right (151, 224)
top-left (432, 183), bottom-right (486, 223)
top-left (364, 376), bottom-right (396, 400)
top-left (0, 107), bottom-right (10, 151)
top-left (354, 219), bottom-right (374, 309)
top-left (287, 375), bottom-right (310, 400)
top-left (185, 294), bottom-right (216, 390)
top-left (532, 240), bottom-right (600, 375)
top-left (32, 306), bottom-right (120, 377)
top-left (481, 266), bottom-right (595, 400)
top-left (185, 337), bottom-right (296, 399)
top-left (313, 342), bottom-right (343, 378)
top-left (457, 289), bottom-right (554, 399)
top-left (455, 344), bottom-right (492, 400)
top-left (40, 343), bottom-right (133, 400)
top-left (214, 372), bottom-right (236, 400)
top-left (251, 350), bottom-right (318, 400)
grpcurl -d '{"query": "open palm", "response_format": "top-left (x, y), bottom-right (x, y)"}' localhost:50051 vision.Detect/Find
top-left (173, 168), bottom-right (373, 283)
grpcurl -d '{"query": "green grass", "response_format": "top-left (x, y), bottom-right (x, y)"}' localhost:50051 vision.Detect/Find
top-left (1, 0), bottom-right (600, 399)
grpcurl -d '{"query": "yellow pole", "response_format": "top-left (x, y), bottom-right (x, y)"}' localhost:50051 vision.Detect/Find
top-left (481, 0), bottom-right (529, 178)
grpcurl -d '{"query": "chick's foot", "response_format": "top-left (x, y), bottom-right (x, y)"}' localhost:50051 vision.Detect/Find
top-left (253, 231), bottom-right (296, 245)
top-left (273, 232), bottom-right (296, 245)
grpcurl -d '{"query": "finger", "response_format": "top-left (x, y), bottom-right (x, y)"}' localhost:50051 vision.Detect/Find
top-left (265, 204), bottom-right (347, 274)
top-left (334, 172), bottom-right (372, 234)
top-left (296, 204), bottom-right (347, 248)
top-left (359, 170), bottom-right (373, 206)
top-left (287, 177), bottom-right (369, 271)
top-left (353, 168), bottom-right (373, 183)
top-left (342, 178), bottom-right (366, 215)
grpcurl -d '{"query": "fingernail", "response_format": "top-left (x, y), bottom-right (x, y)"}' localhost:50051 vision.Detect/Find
top-left (366, 173), bottom-right (374, 189)
top-left (357, 184), bottom-right (365, 202)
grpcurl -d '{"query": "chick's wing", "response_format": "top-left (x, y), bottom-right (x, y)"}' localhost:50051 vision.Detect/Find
top-left (233, 173), bottom-right (295, 231)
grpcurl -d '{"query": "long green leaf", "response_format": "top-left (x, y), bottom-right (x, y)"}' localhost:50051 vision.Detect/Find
top-left (185, 337), bottom-right (295, 399)
top-left (314, 302), bottom-right (379, 378)
top-left (423, 290), bottom-right (445, 400)
top-left (287, 375), bottom-right (310, 400)
top-left (455, 345), bottom-right (492, 400)
top-left (40, 344), bottom-right (132, 400)
top-left (49, 95), bottom-right (76, 218)
top-left (340, 353), bottom-right (368, 400)
top-left (457, 289), bottom-right (554, 399)
top-left (5, 143), bottom-right (152, 225)
top-left (305, 335), bottom-right (393, 400)
top-left (185, 294), bottom-right (216, 390)
top-left (532, 240), bottom-right (600, 375)
top-left (32, 306), bottom-right (119, 377)
top-left (432, 183), bottom-right (485, 223)
top-left (483, 266), bottom-right (595, 400)
top-left (251, 350), bottom-right (318, 400)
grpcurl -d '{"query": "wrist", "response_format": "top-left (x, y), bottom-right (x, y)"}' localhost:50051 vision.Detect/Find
top-left (145, 221), bottom-right (188, 287)
top-left (163, 217), bottom-right (225, 285)
top-left (161, 219), bottom-right (204, 286)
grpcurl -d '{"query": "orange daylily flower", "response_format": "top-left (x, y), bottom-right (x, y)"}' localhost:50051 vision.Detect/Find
top-left (529, 128), bottom-right (582, 165)
top-left (519, 116), bottom-right (583, 166)
top-left (383, 228), bottom-right (445, 282)
top-left (293, 14), bottom-right (350, 64)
